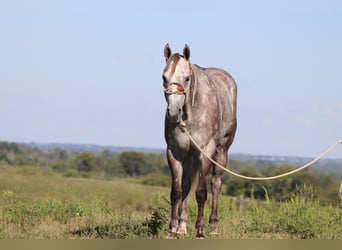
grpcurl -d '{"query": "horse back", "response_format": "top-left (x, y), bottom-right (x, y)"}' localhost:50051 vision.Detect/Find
top-left (195, 65), bottom-right (237, 120)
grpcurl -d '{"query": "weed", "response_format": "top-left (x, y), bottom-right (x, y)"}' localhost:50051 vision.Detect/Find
top-left (72, 212), bottom-right (150, 239)
top-left (280, 185), bottom-right (342, 239)
top-left (145, 194), bottom-right (169, 238)
top-left (218, 184), bottom-right (342, 239)
top-left (70, 194), bottom-right (169, 239)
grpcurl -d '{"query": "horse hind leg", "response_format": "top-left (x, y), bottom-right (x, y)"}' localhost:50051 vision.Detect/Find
top-left (195, 168), bottom-right (209, 239)
top-left (209, 167), bottom-right (223, 235)
top-left (195, 143), bottom-right (216, 238)
top-left (209, 147), bottom-right (227, 235)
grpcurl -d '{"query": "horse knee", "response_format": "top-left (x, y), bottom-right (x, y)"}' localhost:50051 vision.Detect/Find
top-left (171, 188), bottom-right (182, 203)
top-left (196, 188), bottom-right (207, 204)
top-left (211, 175), bottom-right (222, 191)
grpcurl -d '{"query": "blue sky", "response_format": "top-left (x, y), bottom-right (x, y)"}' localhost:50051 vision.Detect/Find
top-left (1, 0), bottom-right (342, 158)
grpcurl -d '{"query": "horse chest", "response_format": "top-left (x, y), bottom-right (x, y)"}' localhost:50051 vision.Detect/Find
top-left (166, 128), bottom-right (191, 151)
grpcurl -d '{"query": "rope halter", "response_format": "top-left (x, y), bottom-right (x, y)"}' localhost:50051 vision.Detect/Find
top-left (164, 82), bottom-right (185, 95)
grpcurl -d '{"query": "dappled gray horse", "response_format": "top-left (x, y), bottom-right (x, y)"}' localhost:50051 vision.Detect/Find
top-left (163, 44), bottom-right (237, 238)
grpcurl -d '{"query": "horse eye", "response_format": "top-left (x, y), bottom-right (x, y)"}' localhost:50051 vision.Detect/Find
top-left (162, 75), bottom-right (168, 87)
top-left (185, 76), bottom-right (190, 82)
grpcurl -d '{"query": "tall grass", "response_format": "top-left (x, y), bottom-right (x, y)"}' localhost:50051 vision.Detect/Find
top-left (0, 188), bottom-right (169, 239)
top-left (0, 167), bottom-right (341, 239)
top-left (217, 185), bottom-right (342, 239)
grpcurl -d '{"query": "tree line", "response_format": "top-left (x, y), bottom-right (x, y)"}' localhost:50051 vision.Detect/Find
top-left (0, 141), bottom-right (340, 205)
top-left (0, 141), bottom-right (169, 177)
top-left (224, 160), bottom-right (339, 205)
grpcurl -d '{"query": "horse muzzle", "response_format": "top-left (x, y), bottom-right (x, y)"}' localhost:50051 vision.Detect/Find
top-left (167, 106), bottom-right (183, 123)
top-left (166, 93), bottom-right (185, 124)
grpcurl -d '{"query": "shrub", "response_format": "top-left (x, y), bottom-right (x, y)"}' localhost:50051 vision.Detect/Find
top-left (279, 185), bottom-right (342, 239)
top-left (1, 190), bottom-right (97, 231)
top-left (233, 185), bottom-right (342, 239)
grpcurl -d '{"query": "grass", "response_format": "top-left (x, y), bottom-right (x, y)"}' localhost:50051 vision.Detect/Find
top-left (0, 166), bottom-right (341, 239)
top-left (0, 165), bottom-right (168, 210)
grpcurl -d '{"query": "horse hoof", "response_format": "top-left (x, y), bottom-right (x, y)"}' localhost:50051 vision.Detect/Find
top-left (196, 235), bottom-right (206, 239)
top-left (176, 229), bottom-right (187, 235)
top-left (165, 233), bottom-right (177, 239)
top-left (196, 232), bottom-right (206, 239)
top-left (209, 229), bottom-right (219, 236)
top-left (176, 223), bottom-right (187, 235)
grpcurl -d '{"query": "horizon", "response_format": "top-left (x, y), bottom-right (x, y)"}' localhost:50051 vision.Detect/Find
top-left (6, 140), bottom-right (341, 160)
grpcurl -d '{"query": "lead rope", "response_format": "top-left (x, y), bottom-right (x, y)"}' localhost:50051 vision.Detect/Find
top-left (179, 120), bottom-right (342, 180)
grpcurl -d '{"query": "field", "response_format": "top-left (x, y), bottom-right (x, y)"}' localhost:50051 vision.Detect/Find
top-left (0, 165), bottom-right (341, 239)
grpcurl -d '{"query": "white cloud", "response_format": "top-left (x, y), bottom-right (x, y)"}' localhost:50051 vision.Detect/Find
top-left (296, 116), bottom-right (313, 127)
top-left (312, 104), bottom-right (342, 118)
top-left (334, 103), bottom-right (342, 111)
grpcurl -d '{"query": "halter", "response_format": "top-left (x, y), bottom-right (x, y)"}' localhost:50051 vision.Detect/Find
top-left (164, 82), bottom-right (185, 95)
top-left (163, 62), bottom-right (197, 107)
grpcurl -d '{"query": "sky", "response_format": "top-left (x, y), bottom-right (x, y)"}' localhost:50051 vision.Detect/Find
top-left (1, 0), bottom-right (342, 158)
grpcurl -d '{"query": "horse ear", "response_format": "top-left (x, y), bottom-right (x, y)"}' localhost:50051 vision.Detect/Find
top-left (164, 43), bottom-right (172, 62)
top-left (183, 44), bottom-right (190, 60)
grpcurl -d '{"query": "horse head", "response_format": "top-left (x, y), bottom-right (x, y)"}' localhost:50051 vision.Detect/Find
top-left (162, 44), bottom-right (193, 124)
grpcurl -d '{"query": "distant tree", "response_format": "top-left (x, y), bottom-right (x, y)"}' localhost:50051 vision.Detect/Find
top-left (144, 153), bottom-right (169, 175)
top-left (224, 167), bottom-right (262, 198)
top-left (0, 141), bottom-right (21, 165)
top-left (51, 148), bottom-right (69, 161)
top-left (224, 164), bottom-right (338, 205)
top-left (76, 152), bottom-right (97, 172)
top-left (119, 151), bottom-right (148, 176)
top-left (0, 141), bottom-right (20, 153)
top-left (97, 150), bottom-right (125, 176)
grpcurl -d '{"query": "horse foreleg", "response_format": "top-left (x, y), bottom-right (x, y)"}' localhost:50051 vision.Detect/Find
top-left (177, 156), bottom-right (193, 235)
top-left (167, 149), bottom-right (183, 236)
top-left (195, 146), bottom-right (215, 239)
top-left (170, 183), bottom-right (182, 235)
top-left (177, 198), bottom-right (189, 234)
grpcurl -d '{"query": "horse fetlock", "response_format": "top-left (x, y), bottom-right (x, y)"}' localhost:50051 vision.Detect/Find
top-left (196, 229), bottom-right (206, 239)
top-left (176, 221), bottom-right (187, 235)
top-left (209, 223), bottom-right (219, 235)
top-left (170, 226), bottom-right (178, 234)
top-left (195, 220), bottom-right (205, 238)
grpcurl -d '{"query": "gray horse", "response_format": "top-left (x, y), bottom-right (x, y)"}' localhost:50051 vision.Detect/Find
top-left (163, 44), bottom-right (237, 238)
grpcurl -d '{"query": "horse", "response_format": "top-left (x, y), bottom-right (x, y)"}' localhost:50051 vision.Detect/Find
top-left (162, 44), bottom-right (237, 238)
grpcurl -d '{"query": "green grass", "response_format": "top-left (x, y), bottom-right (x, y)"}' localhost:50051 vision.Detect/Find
top-left (0, 166), bottom-right (341, 239)
top-left (0, 165), bottom-right (168, 210)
